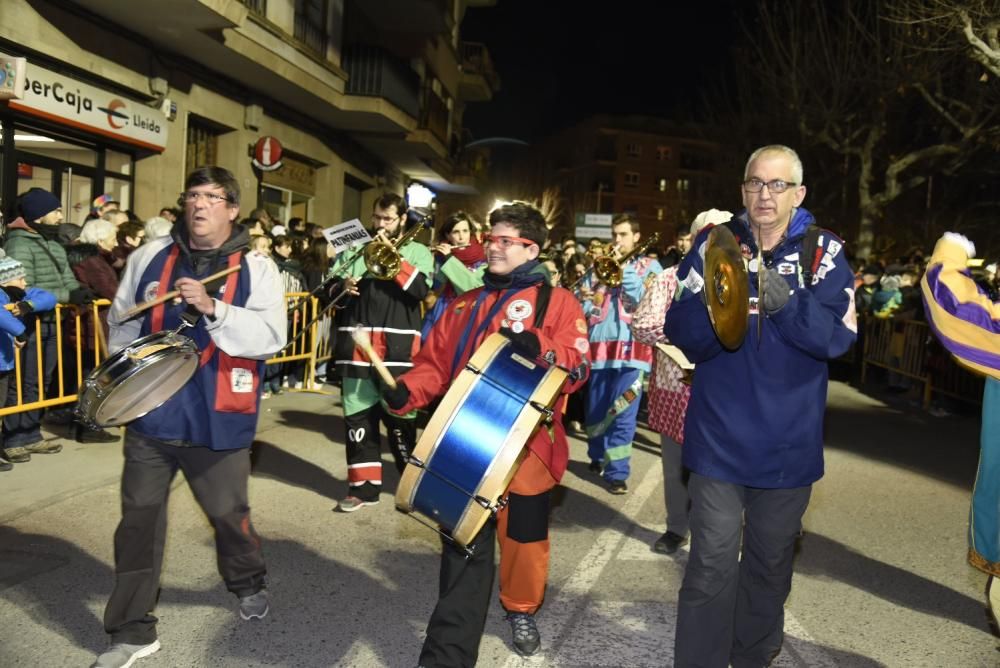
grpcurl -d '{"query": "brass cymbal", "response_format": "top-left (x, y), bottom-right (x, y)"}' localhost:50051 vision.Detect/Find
top-left (703, 226), bottom-right (749, 350)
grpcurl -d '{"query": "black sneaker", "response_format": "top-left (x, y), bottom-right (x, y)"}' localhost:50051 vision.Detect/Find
top-left (653, 531), bottom-right (689, 555)
top-left (505, 612), bottom-right (541, 656)
top-left (588, 461), bottom-right (601, 474)
top-left (607, 480), bottom-right (628, 495)
top-left (76, 426), bottom-right (120, 444)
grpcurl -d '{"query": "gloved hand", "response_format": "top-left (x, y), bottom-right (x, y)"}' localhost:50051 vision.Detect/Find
top-left (68, 287), bottom-right (96, 305)
top-left (14, 333), bottom-right (28, 347)
top-left (761, 268), bottom-right (792, 314)
top-left (500, 327), bottom-right (542, 358)
top-left (382, 380), bottom-right (410, 411)
top-left (15, 300), bottom-right (33, 315)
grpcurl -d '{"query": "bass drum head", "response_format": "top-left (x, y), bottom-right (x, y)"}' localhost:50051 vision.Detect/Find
top-left (93, 352), bottom-right (199, 427)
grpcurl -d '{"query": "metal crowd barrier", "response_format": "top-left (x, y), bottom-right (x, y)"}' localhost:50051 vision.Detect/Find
top-left (0, 293), bottom-right (334, 418)
top-left (860, 315), bottom-right (984, 409)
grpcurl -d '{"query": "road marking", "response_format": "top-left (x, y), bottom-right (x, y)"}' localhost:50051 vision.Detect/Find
top-left (503, 456), bottom-right (837, 667)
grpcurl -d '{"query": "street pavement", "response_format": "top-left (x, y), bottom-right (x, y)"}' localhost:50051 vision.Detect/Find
top-left (0, 379), bottom-right (997, 667)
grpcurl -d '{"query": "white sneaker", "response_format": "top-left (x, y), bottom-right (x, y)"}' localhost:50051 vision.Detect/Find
top-left (91, 640), bottom-right (161, 668)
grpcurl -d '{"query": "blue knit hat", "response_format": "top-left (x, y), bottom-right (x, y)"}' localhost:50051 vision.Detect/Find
top-left (19, 189), bottom-right (61, 223)
top-left (0, 249), bottom-right (26, 284)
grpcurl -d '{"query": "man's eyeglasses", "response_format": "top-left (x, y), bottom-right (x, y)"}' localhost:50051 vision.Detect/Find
top-left (181, 191), bottom-right (232, 205)
top-left (742, 178), bottom-right (797, 194)
top-left (372, 214), bottom-right (398, 223)
top-left (485, 234), bottom-right (535, 250)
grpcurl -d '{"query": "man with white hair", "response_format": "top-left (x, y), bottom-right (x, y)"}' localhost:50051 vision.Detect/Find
top-left (665, 146), bottom-right (856, 667)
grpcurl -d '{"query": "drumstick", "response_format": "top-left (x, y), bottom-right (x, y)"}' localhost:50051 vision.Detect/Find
top-left (122, 265), bottom-right (242, 319)
top-left (351, 329), bottom-right (398, 389)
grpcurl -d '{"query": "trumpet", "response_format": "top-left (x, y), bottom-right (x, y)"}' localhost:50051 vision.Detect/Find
top-left (570, 232), bottom-right (660, 289)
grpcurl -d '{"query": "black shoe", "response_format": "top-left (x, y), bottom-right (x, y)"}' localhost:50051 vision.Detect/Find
top-left (607, 479), bottom-right (628, 495)
top-left (588, 461), bottom-right (601, 474)
top-left (44, 409), bottom-right (75, 425)
top-left (653, 530), bottom-right (689, 555)
top-left (76, 426), bottom-right (120, 444)
top-left (505, 612), bottom-right (541, 657)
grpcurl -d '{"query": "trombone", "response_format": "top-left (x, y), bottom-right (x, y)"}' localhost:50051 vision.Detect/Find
top-left (569, 232), bottom-right (660, 290)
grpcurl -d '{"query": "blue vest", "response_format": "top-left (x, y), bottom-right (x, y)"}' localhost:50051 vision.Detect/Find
top-left (129, 243), bottom-right (263, 450)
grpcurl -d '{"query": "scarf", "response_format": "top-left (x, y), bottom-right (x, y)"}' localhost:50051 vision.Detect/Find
top-left (450, 239), bottom-right (486, 268)
top-left (26, 221), bottom-right (61, 241)
top-left (482, 259), bottom-right (544, 291)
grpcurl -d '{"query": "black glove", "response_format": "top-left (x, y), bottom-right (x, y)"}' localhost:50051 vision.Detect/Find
top-left (761, 268), bottom-right (792, 314)
top-left (68, 287), bottom-right (97, 305)
top-left (14, 333), bottom-right (28, 346)
top-left (382, 380), bottom-right (410, 411)
top-left (15, 300), bottom-right (33, 315)
top-left (499, 327), bottom-right (542, 358)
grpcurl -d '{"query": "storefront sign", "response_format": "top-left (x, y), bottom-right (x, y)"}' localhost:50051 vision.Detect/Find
top-left (323, 219), bottom-right (372, 253)
top-left (252, 136), bottom-right (283, 171)
top-left (262, 154), bottom-right (317, 196)
top-left (574, 212), bottom-right (613, 240)
top-left (7, 64), bottom-right (168, 152)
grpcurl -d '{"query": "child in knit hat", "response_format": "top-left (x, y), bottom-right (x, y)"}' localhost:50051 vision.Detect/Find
top-left (0, 250), bottom-right (57, 469)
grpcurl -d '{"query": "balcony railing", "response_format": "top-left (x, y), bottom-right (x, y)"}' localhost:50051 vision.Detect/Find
top-left (420, 88), bottom-right (449, 145)
top-left (295, 2), bottom-right (329, 56)
top-left (343, 45), bottom-right (420, 119)
top-left (459, 42), bottom-right (499, 91)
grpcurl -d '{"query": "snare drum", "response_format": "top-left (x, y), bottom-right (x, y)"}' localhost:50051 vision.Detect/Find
top-left (76, 329), bottom-right (200, 429)
top-left (396, 333), bottom-right (568, 547)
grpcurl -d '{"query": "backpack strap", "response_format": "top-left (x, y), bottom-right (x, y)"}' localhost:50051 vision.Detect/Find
top-left (533, 279), bottom-right (553, 329)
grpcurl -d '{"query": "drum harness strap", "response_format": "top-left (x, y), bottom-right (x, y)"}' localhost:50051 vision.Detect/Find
top-left (151, 244), bottom-right (242, 368)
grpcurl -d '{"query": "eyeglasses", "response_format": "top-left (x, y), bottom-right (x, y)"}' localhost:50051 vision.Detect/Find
top-left (485, 234), bottom-right (535, 250)
top-left (372, 214), bottom-right (399, 223)
top-left (181, 191), bottom-right (231, 205)
top-left (742, 178), bottom-right (797, 194)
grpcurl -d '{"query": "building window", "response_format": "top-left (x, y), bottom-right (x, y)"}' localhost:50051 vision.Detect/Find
top-left (295, 0), bottom-right (328, 55)
top-left (186, 118), bottom-right (220, 173)
top-left (656, 207), bottom-right (665, 221)
top-left (240, 0), bottom-right (266, 14)
top-left (675, 178), bottom-right (690, 192)
top-left (657, 146), bottom-right (671, 161)
top-left (624, 172), bottom-right (640, 188)
top-left (658, 177), bottom-right (667, 192)
top-left (626, 142), bottom-right (642, 157)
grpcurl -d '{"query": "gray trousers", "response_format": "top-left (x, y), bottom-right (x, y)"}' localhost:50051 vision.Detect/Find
top-left (674, 473), bottom-right (810, 668)
top-left (103, 431), bottom-right (267, 644)
top-left (661, 434), bottom-right (690, 536)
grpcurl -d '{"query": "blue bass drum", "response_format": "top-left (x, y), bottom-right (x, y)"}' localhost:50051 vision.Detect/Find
top-left (395, 332), bottom-right (568, 547)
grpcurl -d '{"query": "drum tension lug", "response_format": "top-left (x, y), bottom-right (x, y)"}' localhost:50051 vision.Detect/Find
top-left (406, 454), bottom-right (426, 469)
top-left (529, 400), bottom-right (553, 421)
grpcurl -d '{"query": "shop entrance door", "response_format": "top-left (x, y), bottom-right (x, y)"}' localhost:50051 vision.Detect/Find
top-left (13, 132), bottom-right (97, 225)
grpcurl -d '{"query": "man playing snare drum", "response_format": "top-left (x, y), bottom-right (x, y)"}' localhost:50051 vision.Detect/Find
top-left (382, 202), bottom-right (590, 665)
top-left (91, 166), bottom-right (286, 668)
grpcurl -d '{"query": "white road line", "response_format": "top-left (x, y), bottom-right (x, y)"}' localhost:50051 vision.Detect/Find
top-left (502, 456), bottom-right (837, 667)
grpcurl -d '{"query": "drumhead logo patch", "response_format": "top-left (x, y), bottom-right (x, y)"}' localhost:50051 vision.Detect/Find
top-left (143, 281), bottom-right (160, 303)
top-left (230, 367), bottom-right (254, 393)
top-left (506, 299), bottom-right (532, 321)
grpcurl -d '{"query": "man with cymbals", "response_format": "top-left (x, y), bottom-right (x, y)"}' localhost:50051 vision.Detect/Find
top-left (382, 201), bottom-right (589, 665)
top-left (91, 166), bottom-right (286, 668)
top-left (665, 145), bottom-right (856, 667)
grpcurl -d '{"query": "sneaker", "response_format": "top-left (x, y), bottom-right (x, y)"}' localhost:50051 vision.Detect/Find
top-left (3, 446), bottom-right (30, 463)
top-left (336, 496), bottom-right (379, 513)
top-left (607, 480), bottom-right (628, 495)
top-left (77, 427), bottom-right (120, 444)
top-left (653, 530), bottom-right (689, 555)
top-left (568, 420), bottom-right (583, 434)
top-left (25, 440), bottom-right (62, 454)
top-left (239, 589), bottom-right (269, 620)
top-left (505, 612), bottom-right (541, 657)
top-left (588, 460), bottom-right (602, 474)
top-left (261, 391), bottom-right (272, 400)
top-left (90, 640), bottom-right (161, 668)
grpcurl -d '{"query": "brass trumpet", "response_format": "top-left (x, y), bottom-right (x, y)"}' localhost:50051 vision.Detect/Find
top-left (363, 217), bottom-right (427, 280)
top-left (571, 232), bottom-right (660, 289)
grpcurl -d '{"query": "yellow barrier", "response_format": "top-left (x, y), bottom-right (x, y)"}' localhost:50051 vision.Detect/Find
top-left (0, 293), bottom-right (334, 418)
top-left (860, 316), bottom-right (984, 409)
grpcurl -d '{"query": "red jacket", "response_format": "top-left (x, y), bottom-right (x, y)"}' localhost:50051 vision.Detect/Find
top-left (394, 282), bottom-right (589, 482)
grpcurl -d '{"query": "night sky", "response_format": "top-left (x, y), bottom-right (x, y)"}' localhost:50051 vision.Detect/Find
top-left (460, 1), bottom-right (745, 143)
